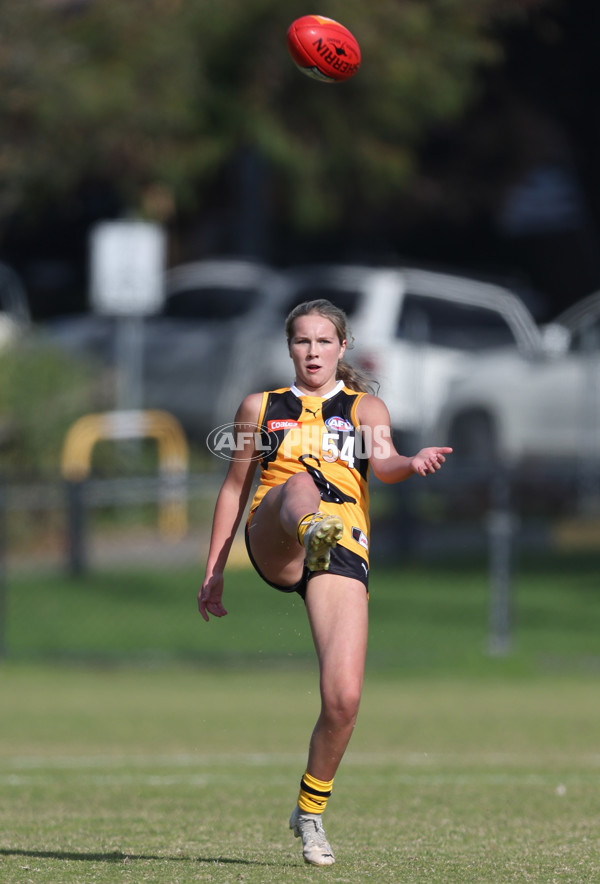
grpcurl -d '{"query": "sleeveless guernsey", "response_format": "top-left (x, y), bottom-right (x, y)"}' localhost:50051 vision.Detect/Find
top-left (248, 381), bottom-right (371, 567)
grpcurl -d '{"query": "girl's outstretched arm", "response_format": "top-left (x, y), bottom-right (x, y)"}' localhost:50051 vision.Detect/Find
top-left (357, 394), bottom-right (452, 484)
top-left (198, 393), bottom-right (262, 621)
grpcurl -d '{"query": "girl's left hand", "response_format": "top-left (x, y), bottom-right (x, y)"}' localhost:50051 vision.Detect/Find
top-left (411, 447), bottom-right (453, 477)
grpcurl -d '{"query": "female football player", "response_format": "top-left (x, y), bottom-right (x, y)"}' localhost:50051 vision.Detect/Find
top-left (198, 299), bottom-right (452, 866)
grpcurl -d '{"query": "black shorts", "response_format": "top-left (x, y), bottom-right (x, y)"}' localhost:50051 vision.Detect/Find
top-left (244, 523), bottom-right (369, 601)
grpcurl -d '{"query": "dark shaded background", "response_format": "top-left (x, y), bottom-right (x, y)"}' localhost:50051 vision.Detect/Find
top-left (3, 1), bottom-right (599, 323)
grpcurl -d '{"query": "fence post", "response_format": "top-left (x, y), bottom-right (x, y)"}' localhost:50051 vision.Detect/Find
top-left (65, 479), bottom-right (87, 577)
top-left (487, 465), bottom-right (515, 656)
top-left (0, 477), bottom-right (6, 659)
top-left (578, 325), bottom-right (600, 515)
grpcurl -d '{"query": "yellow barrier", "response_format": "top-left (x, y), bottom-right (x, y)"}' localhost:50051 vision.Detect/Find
top-left (61, 410), bottom-right (189, 540)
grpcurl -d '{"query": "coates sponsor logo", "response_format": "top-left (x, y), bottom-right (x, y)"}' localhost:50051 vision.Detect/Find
top-left (267, 419), bottom-right (300, 432)
top-left (325, 416), bottom-right (353, 432)
top-left (206, 422), bottom-right (278, 462)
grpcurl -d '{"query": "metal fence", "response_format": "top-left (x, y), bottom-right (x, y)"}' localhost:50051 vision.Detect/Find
top-left (0, 463), bottom-right (598, 661)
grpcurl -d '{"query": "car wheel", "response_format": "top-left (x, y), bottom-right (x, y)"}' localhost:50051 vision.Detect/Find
top-left (449, 410), bottom-right (498, 463)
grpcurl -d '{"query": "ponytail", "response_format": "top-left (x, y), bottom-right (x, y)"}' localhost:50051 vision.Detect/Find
top-left (336, 358), bottom-right (378, 395)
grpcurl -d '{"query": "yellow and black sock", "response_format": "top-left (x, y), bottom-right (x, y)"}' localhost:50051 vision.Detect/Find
top-left (297, 770), bottom-right (334, 814)
top-left (296, 513), bottom-right (316, 546)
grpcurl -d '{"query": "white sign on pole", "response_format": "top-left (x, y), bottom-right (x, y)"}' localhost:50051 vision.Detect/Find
top-left (90, 220), bottom-right (166, 316)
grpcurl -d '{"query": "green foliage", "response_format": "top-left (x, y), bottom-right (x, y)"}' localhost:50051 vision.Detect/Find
top-left (0, 340), bottom-right (110, 478)
top-left (0, 0), bottom-right (541, 231)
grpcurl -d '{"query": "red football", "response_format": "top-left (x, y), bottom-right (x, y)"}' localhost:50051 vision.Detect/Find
top-left (286, 15), bottom-right (361, 83)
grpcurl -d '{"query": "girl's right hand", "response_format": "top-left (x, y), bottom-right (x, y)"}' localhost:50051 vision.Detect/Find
top-left (198, 573), bottom-right (228, 622)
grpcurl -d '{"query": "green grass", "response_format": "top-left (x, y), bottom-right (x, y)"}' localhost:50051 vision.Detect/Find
top-left (4, 553), bottom-right (600, 675)
top-left (1, 555), bottom-right (600, 882)
top-left (1, 667), bottom-right (600, 883)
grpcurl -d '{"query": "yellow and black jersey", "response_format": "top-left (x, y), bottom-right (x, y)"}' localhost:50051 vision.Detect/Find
top-left (248, 380), bottom-right (371, 566)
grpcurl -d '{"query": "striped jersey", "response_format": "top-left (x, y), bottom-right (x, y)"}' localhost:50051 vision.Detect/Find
top-left (248, 380), bottom-right (371, 565)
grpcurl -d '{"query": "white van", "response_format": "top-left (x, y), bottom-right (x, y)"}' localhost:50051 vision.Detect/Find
top-left (250, 264), bottom-right (542, 444)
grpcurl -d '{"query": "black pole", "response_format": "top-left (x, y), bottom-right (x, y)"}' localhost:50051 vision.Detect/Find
top-left (487, 465), bottom-right (514, 656)
top-left (65, 479), bottom-right (87, 577)
top-left (0, 477), bottom-right (6, 659)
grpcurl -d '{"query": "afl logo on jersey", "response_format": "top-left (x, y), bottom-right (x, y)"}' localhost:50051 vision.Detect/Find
top-left (325, 416), bottom-right (353, 432)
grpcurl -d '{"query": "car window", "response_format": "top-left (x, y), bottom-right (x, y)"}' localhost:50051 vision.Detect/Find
top-left (281, 288), bottom-right (360, 317)
top-left (567, 320), bottom-right (600, 353)
top-left (397, 294), bottom-right (517, 349)
top-left (163, 288), bottom-right (256, 319)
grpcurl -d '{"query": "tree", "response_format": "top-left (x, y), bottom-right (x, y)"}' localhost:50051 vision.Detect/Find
top-left (0, 0), bottom-right (547, 235)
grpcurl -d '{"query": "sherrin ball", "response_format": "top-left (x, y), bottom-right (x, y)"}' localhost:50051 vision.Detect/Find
top-left (286, 15), bottom-right (361, 83)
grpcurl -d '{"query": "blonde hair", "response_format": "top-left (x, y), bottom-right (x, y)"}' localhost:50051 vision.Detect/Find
top-left (285, 299), bottom-right (377, 394)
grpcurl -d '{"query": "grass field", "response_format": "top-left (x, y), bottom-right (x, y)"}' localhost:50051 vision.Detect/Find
top-left (1, 554), bottom-right (600, 882)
